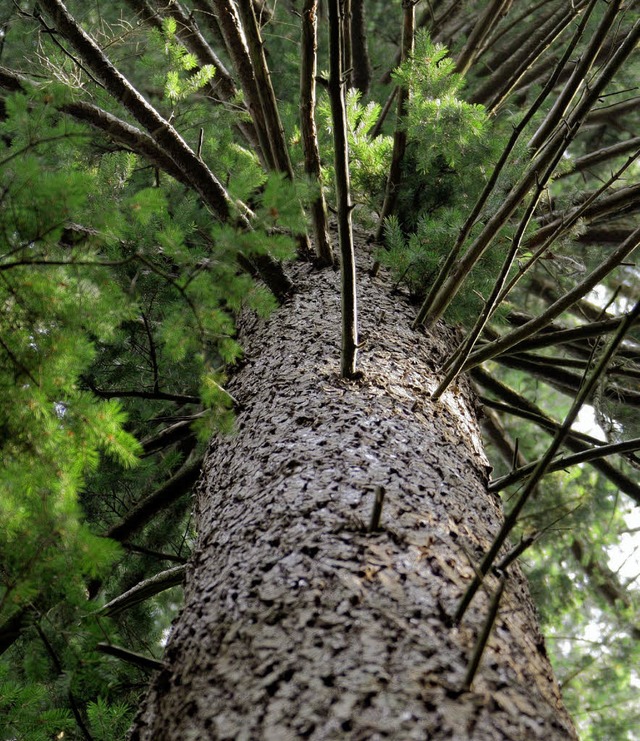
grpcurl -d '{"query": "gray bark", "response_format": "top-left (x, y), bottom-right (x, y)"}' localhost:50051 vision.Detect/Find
top-left (130, 243), bottom-right (576, 740)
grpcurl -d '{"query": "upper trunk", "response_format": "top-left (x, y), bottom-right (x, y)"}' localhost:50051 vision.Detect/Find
top-left (130, 242), bottom-right (576, 740)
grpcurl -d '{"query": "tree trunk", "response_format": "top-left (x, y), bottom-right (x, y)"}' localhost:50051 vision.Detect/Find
top-left (130, 244), bottom-right (577, 740)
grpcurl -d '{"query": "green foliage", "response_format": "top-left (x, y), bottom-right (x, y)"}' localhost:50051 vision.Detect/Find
top-left (316, 88), bottom-right (393, 217)
top-left (0, 662), bottom-right (74, 741)
top-left (86, 697), bottom-right (133, 741)
top-left (1, 3), bottom-right (638, 740)
top-left (156, 16), bottom-right (216, 103)
top-left (392, 32), bottom-right (487, 172)
top-left (0, 83), bottom-right (296, 738)
top-left (376, 33), bottom-right (518, 322)
top-left (0, 94), bottom-right (139, 620)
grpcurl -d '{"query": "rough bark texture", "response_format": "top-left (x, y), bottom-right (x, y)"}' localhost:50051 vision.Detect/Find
top-left (131, 241), bottom-right (577, 740)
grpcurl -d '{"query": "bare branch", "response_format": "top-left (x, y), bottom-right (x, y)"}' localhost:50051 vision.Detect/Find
top-left (105, 457), bottom-right (203, 542)
top-left (99, 565), bottom-right (186, 617)
top-left (457, 297), bottom-right (640, 622)
top-left (464, 225), bottom-right (640, 370)
top-left (376, 0), bottom-right (415, 242)
top-left (96, 642), bottom-right (164, 672)
top-left (490, 437), bottom-right (640, 496)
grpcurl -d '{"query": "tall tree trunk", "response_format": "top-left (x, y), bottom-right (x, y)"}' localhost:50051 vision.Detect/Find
top-left (376, 1), bottom-right (415, 242)
top-left (130, 247), bottom-right (577, 740)
top-left (300, 0), bottom-right (334, 266)
top-left (350, 0), bottom-right (371, 95)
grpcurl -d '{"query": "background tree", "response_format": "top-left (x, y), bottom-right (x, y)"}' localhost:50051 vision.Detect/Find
top-left (0, 0), bottom-right (638, 738)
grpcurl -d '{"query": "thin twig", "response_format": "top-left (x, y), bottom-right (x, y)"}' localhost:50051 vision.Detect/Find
top-left (461, 574), bottom-right (506, 690)
top-left (369, 485), bottom-right (386, 532)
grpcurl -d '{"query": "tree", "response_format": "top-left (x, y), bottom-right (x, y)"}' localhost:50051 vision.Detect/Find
top-left (1, 0), bottom-right (639, 738)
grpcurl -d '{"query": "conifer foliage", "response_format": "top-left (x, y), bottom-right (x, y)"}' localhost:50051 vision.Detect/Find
top-left (0, 1), bottom-right (639, 738)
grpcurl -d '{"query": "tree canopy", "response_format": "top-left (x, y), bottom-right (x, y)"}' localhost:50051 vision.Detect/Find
top-left (0, 0), bottom-right (639, 738)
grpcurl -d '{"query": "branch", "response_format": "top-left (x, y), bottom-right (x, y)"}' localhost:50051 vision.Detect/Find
top-left (300, 0), bottom-right (333, 265)
top-left (530, 182), bottom-right (640, 248)
top-left (105, 457), bottom-right (203, 542)
top-left (121, 542), bottom-right (187, 564)
top-left (556, 136), bottom-right (640, 179)
top-left (495, 153), bottom-right (640, 306)
top-left (412, 0), bottom-right (597, 328)
top-left (38, 0), bottom-right (237, 223)
top-left (471, 3), bottom-right (580, 111)
top-left (418, 14), bottom-right (640, 328)
top-left (500, 313), bottom-right (640, 357)
top-left (433, 132), bottom-right (566, 397)
top-left (473, 368), bottom-right (640, 514)
top-left (464, 224), bottom-right (640, 370)
top-left (135, 0), bottom-right (261, 152)
top-left (376, 0), bottom-right (415, 241)
top-left (123, 0), bottom-right (237, 99)
top-left (205, 0), bottom-right (273, 169)
top-left (456, 296), bottom-right (640, 623)
top-left (495, 351), bottom-right (640, 408)
top-left (455, 0), bottom-right (512, 76)
top-left (61, 100), bottom-right (194, 187)
top-left (99, 564), bottom-right (186, 617)
top-left (88, 386), bottom-right (200, 404)
top-left (0, 607), bottom-right (30, 656)
top-left (236, 0), bottom-right (294, 178)
top-left (140, 414), bottom-right (205, 456)
top-left (462, 574), bottom-right (506, 691)
top-left (528, 0), bottom-right (622, 150)
top-left (490, 437), bottom-right (640, 499)
top-left (96, 642), bottom-right (164, 672)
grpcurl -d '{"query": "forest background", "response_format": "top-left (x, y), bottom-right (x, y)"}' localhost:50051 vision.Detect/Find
top-left (0, 0), bottom-right (639, 738)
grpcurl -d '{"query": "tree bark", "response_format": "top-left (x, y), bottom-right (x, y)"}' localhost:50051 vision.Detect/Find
top-left (328, 0), bottom-right (358, 379)
top-left (300, 0), bottom-right (334, 265)
top-left (376, 0), bottom-right (415, 242)
top-left (130, 245), bottom-right (577, 740)
top-left (349, 0), bottom-right (371, 95)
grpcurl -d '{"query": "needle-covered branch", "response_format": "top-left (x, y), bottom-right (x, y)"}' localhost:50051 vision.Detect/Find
top-left (38, 0), bottom-right (237, 223)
